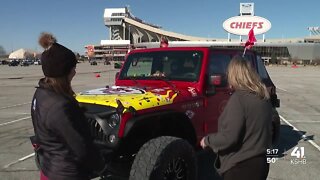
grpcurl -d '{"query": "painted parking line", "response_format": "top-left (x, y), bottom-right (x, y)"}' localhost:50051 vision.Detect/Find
top-left (3, 153), bottom-right (35, 169)
top-left (285, 120), bottom-right (320, 123)
top-left (277, 87), bottom-right (288, 92)
top-left (14, 113), bottom-right (30, 115)
top-left (0, 102), bottom-right (31, 110)
top-left (0, 116), bottom-right (31, 127)
top-left (279, 115), bottom-right (320, 152)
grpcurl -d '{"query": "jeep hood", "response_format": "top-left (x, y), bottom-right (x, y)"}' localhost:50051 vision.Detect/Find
top-left (76, 86), bottom-right (198, 111)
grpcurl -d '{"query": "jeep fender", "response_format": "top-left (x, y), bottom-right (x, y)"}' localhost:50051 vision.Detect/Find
top-left (120, 110), bottom-right (197, 153)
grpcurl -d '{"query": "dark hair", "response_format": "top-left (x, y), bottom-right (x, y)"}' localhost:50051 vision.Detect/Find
top-left (43, 76), bottom-right (75, 97)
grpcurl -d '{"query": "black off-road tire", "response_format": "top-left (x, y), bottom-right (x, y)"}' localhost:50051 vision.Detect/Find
top-left (129, 136), bottom-right (197, 180)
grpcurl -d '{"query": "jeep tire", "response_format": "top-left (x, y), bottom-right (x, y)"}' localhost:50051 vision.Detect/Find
top-left (129, 136), bottom-right (197, 180)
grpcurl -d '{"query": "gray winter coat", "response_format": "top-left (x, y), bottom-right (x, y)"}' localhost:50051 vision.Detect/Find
top-left (204, 90), bottom-right (272, 175)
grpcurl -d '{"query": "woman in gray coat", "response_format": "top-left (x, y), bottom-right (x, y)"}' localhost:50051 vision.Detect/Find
top-left (201, 56), bottom-right (272, 180)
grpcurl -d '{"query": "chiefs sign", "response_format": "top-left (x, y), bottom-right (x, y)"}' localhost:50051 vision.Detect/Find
top-left (223, 16), bottom-right (271, 35)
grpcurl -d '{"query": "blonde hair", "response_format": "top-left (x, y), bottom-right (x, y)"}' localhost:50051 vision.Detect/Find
top-left (227, 56), bottom-right (270, 99)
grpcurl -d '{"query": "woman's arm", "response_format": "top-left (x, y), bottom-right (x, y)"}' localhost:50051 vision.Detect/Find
top-left (46, 101), bottom-right (104, 171)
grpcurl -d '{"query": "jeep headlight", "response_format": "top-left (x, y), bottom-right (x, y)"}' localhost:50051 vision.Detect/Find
top-left (107, 113), bottom-right (120, 128)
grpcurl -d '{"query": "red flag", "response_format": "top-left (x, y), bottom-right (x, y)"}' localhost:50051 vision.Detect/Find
top-left (244, 28), bottom-right (256, 49)
top-left (160, 37), bottom-right (168, 48)
top-left (87, 45), bottom-right (95, 53)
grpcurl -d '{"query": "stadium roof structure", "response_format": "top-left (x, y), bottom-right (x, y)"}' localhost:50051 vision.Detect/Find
top-left (103, 7), bottom-right (211, 43)
top-left (304, 35), bottom-right (320, 43)
top-left (95, 7), bottom-right (320, 62)
top-left (8, 49), bottom-right (38, 59)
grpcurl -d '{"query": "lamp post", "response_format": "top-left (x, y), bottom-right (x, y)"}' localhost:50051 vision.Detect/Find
top-left (128, 25), bottom-right (131, 44)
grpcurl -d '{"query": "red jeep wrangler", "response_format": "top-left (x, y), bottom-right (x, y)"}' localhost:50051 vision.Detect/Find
top-left (76, 47), bottom-right (280, 180)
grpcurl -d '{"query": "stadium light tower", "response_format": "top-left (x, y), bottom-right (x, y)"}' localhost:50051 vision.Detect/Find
top-left (308, 27), bottom-right (320, 36)
top-left (128, 25), bottom-right (131, 43)
top-left (237, 3), bottom-right (255, 42)
top-left (240, 3), bottom-right (254, 16)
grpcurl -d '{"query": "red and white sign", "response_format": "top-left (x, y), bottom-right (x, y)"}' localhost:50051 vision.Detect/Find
top-left (87, 45), bottom-right (95, 58)
top-left (87, 45), bottom-right (95, 53)
top-left (223, 16), bottom-right (271, 35)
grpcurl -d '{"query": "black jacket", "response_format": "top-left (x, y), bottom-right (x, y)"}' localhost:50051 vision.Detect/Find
top-left (31, 79), bottom-right (103, 180)
top-left (205, 90), bottom-right (272, 175)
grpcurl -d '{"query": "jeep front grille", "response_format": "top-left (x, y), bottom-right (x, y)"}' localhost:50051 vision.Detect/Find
top-left (87, 117), bottom-right (108, 142)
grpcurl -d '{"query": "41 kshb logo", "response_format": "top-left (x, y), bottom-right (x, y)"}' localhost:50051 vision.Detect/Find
top-left (290, 147), bottom-right (306, 165)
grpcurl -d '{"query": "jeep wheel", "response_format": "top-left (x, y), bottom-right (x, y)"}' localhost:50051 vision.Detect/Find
top-left (129, 136), bottom-right (196, 180)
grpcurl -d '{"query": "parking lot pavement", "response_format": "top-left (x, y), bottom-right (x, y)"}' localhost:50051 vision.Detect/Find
top-left (266, 66), bottom-right (320, 180)
top-left (0, 64), bottom-right (319, 180)
top-left (0, 63), bottom-right (117, 180)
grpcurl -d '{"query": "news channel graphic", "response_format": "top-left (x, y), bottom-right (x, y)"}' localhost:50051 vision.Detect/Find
top-left (266, 146), bottom-right (307, 165)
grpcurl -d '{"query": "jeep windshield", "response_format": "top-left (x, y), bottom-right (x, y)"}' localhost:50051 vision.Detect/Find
top-left (118, 51), bottom-right (203, 82)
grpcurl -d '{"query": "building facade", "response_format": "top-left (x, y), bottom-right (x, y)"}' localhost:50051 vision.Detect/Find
top-left (85, 7), bottom-right (320, 64)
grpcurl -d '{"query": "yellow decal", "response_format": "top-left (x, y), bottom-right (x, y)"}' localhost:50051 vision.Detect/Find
top-left (76, 87), bottom-right (177, 111)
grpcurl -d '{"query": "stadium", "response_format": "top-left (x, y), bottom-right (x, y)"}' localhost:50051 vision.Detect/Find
top-left (86, 4), bottom-right (320, 65)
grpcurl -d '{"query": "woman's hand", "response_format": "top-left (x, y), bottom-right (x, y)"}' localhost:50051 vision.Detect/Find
top-left (200, 137), bottom-right (208, 149)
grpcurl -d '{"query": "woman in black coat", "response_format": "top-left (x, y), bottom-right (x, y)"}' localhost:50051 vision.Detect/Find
top-left (201, 56), bottom-right (272, 180)
top-left (31, 33), bottom-right (104, 180)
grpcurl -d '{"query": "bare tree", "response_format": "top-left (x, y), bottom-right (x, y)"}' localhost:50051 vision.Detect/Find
top-left (0, 45), bottom-right (6, 56)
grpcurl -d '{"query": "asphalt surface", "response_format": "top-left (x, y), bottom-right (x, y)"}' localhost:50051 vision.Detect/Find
top-left (0, 62), bottom-right (117, 180)
top-left (265, 65), bottom-right (320, 180)
top-left (0, 63), bottom-right (319, 180)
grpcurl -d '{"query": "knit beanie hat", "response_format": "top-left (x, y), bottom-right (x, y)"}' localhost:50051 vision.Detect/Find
top-left (38, 33), bottom-right (77, 77)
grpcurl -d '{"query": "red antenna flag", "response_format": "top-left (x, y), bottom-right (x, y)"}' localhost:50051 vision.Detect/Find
top-left (243, 28), bottom-right (257, 56)
top-left (160, 37), bottom-right (168, 48)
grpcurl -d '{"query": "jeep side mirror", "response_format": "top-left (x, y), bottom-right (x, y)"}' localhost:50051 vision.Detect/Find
top-left (205, 74), bottom-right (220, 96)
top-left (209, 74), bottom-right (222, 86)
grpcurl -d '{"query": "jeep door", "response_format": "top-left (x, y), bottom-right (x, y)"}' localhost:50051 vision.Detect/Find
top-left (203, 52), bottom-right (233, 133)
top-left (203, 50), bottom-right (256, 134)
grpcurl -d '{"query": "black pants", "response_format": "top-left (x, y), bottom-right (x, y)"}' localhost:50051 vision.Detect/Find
top-left (223, 155), bottom-right (269, 180)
